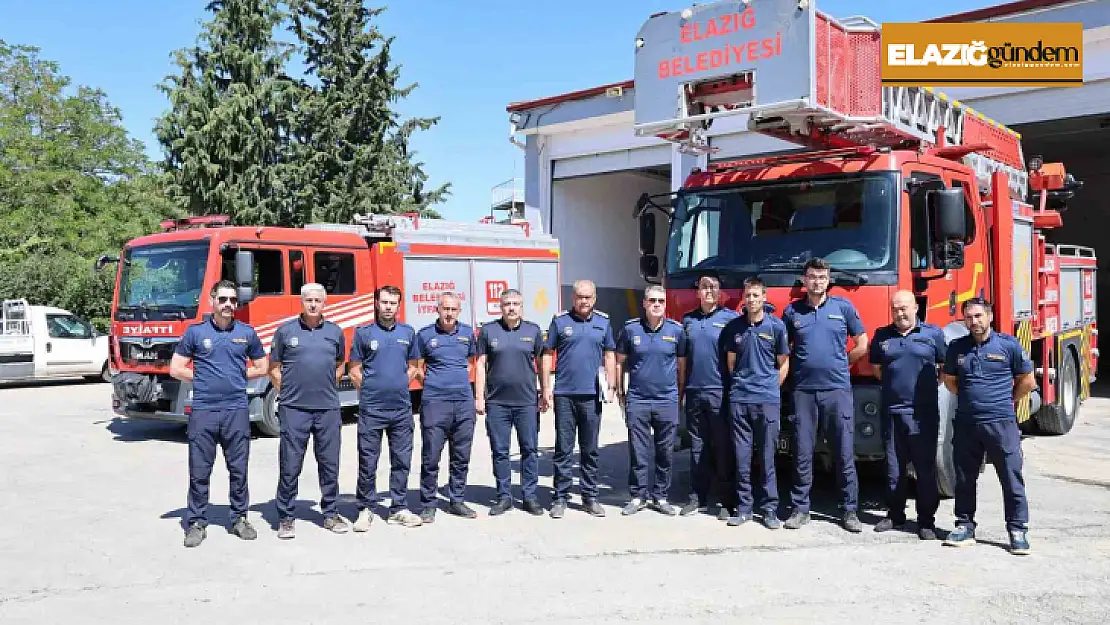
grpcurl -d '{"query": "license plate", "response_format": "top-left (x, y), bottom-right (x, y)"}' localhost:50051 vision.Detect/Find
top-left (136, 350), bottom-right (157, 361)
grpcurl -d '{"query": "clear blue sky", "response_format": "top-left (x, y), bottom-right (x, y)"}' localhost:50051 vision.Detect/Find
top-left (2, 0), bottom-right (996, 222)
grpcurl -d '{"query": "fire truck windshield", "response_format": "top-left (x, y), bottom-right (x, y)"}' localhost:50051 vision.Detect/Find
top-left (666, 172), bottom-right (898, 287)
top-left (115, 241), bottom-right (210, 321)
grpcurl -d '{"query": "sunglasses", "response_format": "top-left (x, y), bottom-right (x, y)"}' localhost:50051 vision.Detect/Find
top-left (217, 296), bottom-right (239, 305)
top-left (647, 297), bottom-right (666, 304)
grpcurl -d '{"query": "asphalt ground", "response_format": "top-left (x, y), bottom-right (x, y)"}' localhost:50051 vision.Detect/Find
top-left (1, 379), bottom-right (1109, 624)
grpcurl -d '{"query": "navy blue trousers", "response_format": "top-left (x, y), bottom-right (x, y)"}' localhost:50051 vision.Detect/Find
top-left (276, 406), bottom-right (342, 521)
top-left (732, 402), bottom-right (781, 517)
top-left (686, 389), bottom-right (737, 508)
top-left (789, 388), bottom-right (859, 513)
top-left (419, 399), bottom-right (476, 508)
top-left (882, 410), bottom-right (940, 528)
top-left (553, 395), bottom-right (603, 502)
top-left (954, 418), bottom-right (1029, 532)
top-left (187, 407), bottom-right (250, 528)
top-left (485, 403), bottom-right (540, 501)
top-left (625, 400), bottom-right (679, 501)
top-left (357, 407), bottom-right (414, 514)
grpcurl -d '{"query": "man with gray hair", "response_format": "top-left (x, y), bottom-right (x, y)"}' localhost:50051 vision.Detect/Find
top-left (475, 288), bottom-right (546, 515)
top-left (415, 291), bottom-right (479, 523)
top-left (268, 283), bottom-right (349, 538)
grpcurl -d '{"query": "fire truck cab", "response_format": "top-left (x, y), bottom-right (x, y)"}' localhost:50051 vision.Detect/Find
top-left (101, 213), bottom-right (561, 436)
top-left (629, 0), bottom-right (1098, 496)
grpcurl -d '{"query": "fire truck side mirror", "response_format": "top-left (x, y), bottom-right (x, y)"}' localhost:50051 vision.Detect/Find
top-left (640, 255), bottom-right (660, 282)
top-left (639, 212), bottom-right (657, 255)
top-left (928, 189), bottom-right (967, 270)
top-left (235, 250), bottom-right (255, 305)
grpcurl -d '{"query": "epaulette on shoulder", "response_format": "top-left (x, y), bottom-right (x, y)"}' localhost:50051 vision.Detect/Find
top-left (556, 310), bottom-right (569, 317)
top-left (625, 317), bottom-right (640, 325)
top-left (594, 310), bottom-right (609, 318)
top-left (665, 317), bottom-right (682, 326)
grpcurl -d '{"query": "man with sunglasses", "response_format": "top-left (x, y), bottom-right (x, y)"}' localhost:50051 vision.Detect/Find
top-left (616, 285), bottom-right (687, 516)
top-left (942, 298), bottom-right (1035, 555)
top-left (679, 274), bottom-right (739, 519)
top-left (269, 283), bottom-right (348, 539)
top-left (171, 280), bottom-right (268, 548)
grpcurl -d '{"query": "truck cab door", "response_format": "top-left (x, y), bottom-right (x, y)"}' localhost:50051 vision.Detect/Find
top-left (944, 174), bottom-right (989, 315)
top-left (906, 167), bottom-right (959, 326)
top-left (43, 313), bottom-right (98, 376)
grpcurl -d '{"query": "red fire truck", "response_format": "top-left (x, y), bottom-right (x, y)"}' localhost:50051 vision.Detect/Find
top-left (99, 213), bottom-right (561, 436)
top-left (631, 0), bottom-right (1098, 495)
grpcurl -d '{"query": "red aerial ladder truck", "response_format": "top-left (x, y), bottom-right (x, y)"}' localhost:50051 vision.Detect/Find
top-left (631, 0), bottom-right (1098, 495)
top-left (98, 213), bottom-right (561, 437)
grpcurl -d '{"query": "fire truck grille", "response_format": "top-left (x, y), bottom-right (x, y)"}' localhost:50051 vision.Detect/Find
top-left (118, 339), bottom-right (178, 367)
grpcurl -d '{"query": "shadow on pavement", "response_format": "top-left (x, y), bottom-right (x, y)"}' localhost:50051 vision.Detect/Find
top-left (105, 417), bottom-right (188, 443)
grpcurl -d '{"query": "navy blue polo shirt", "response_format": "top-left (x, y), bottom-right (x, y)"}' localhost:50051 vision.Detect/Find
top-left (869, 322), bottom-right (946, 415)
top-left (175, 316), bottom-right (265, 411)
top-left (349, 320), bottom-right (420, 412)
top-left (617, 317), bottom-right (687, 403)
top-left (269, 316), bottom-right (345, 410)
top-left (944, 331), bottom-right (1033, 424)
top-left (417, 321), bottom-right (476, 401)
top-left (681, 306), bottom-right (739, 391)
top-left (723, 312), bottom-right (790, 404)
top-left (783, 295), bottom-right (866, 391)
top-left (477, 319), bottom-right (544, 406)
top-left (545, 310), bottom-right (617, 396)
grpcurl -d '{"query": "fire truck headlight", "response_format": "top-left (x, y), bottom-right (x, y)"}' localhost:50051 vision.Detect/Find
top-left (862, 401), bottom-right (878, 416)
top-left (859, 422), bottom-right (875, 438)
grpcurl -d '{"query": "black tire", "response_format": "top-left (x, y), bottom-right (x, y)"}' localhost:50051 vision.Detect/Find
top-left (1035, 347), bottom-right (1080, 435)
top-left (256, 386), bottom-right (281, 437)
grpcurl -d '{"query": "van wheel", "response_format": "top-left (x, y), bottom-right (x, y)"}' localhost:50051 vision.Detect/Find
top-left (257, 387), bottom-right (281, 437)
top-left (1035, 348), bottom-right (1080, 435)
top-left (85, 362), bottom-right (111, 383)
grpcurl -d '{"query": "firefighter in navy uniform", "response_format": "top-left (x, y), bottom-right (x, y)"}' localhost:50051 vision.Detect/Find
top-left (169, 280), bottom-right (269, 548)
top-left (542, 279), bottom-right (618, 519)
top-left (722, 277), bottom-right (790, 529)
top-left (942, 298), bottom-right (1035, 555)
top-left (415, 291), bottom-right (479, 523)
top-left (679, 274), bottom-right (740, 519)
top-left (269, 283), bottom-right (348, 538)
top-left (868, 290), bottom-right (945, 540)
top-left (616, 285), bottom-right (687, 516)
top-left (781, 258), bottom-right (870, 533)
top-left (475, 288), bottom-right (546, 516)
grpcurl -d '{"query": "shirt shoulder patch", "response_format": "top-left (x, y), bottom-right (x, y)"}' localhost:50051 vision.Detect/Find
top-left (594, 310), bottom-right (609, 318)
top-left (625, 317), bottom-right (640, 325)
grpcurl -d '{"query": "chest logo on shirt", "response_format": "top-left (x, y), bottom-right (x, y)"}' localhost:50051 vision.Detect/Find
top-left (397, 339), bottom-right (410, 345)
top-left (986, 353), bottom-right (1007, 361)
top-left (661, 335), bottom-right (677, 342)
top-left (713, 322), bottom-right (727, 328)
top-left (794, 320), bottom-right (802, 328)
top-left (232, 338), bottom-right (247, 344)
top-left (289, 336), bottom-right (299, 348)
top-left (757, 333), bottom-right (773, 341)
top-left (828, 314), bottom-right (844, 320)
top-left (734, 334), bottom-right (743, 344)
top-left (633, 335), bottom-right (641, 346)
top-left (520, 336), bottom-right (533, 343)
top-left (881, 340), bottom-right (889, 352)
top-left (489, 338), bottom-right (499, 348)
top-left (563, 326), bottom-right (573, 337)
top-left (458, 336), bottom-right (470, 343)
top-left (202, 338), bottom-right (213, 351)
top-left (958, 356), bottom-right (966, 365)
top-left (370, 340), bottom-right (379, 351)
top-left (429, 338), bottom-right (439, 348)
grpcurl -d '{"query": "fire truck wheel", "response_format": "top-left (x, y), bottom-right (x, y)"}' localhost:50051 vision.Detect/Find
top-left (257, 387), bottom-right (282, 437)
top-left (1034, 347), bottom-right (1080, 435)
top-left (935, 384), bottom-right (958, 499)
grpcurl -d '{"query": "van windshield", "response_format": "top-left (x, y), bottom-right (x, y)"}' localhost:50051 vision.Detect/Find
top-left (666, 172), bottom-right (899, 287)
top-left (115, 241), bottom-right (210, 321)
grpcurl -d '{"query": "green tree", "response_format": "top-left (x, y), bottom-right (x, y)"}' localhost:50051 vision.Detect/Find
top-left (291, 0), bottom-right (449, 222)
top-left (154, 0), bottom-right (300, 226)
top-left (0, 41), bottom-right (178, 328)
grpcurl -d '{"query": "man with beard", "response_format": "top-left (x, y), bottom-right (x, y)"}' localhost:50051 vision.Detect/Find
top-left (170, 280), bottom-right (268, 548)
top-left (781, 258), bottom-right (869, 533)
top-left (617, 285), bottom-right (686, 516)
top-left (723, 277), bottom-right (790, 529)
top-left (868, 290), bottom-right (945, 540)
top-left (679, 274), bottom-right (739, 520)
top-left (542, 279), bottom-right (617, 518)
top-left (475, 288), bottom-right (545, 516)
top-left (349, 285), bottom-right (424, 530)
top-left (942, 298), bottom-right (1035, 555)
top-left (415, 291), bottom-right (479, 523)
top-left (270, 283), bottom-right (349, 538)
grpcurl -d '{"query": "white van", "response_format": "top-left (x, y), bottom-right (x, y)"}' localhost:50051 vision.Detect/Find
top-left (0, 299), bottom-right (111, 383)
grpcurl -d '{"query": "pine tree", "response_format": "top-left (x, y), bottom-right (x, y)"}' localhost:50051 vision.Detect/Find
top-left (291, 0), bottom-right (449, 222)
top-left (154, 0), bottom-right (300, 225)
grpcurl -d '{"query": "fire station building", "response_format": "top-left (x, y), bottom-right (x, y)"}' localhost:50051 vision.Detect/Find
top-left (505, 0), bottom-right (1110, 327)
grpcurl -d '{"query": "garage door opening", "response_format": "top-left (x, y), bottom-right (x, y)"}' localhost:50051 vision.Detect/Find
top-left (551, 166), bottom-right (670, 327)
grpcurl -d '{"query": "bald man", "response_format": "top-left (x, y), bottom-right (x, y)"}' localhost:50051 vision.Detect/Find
top-left (867, 291), bottom-right (946, 539)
